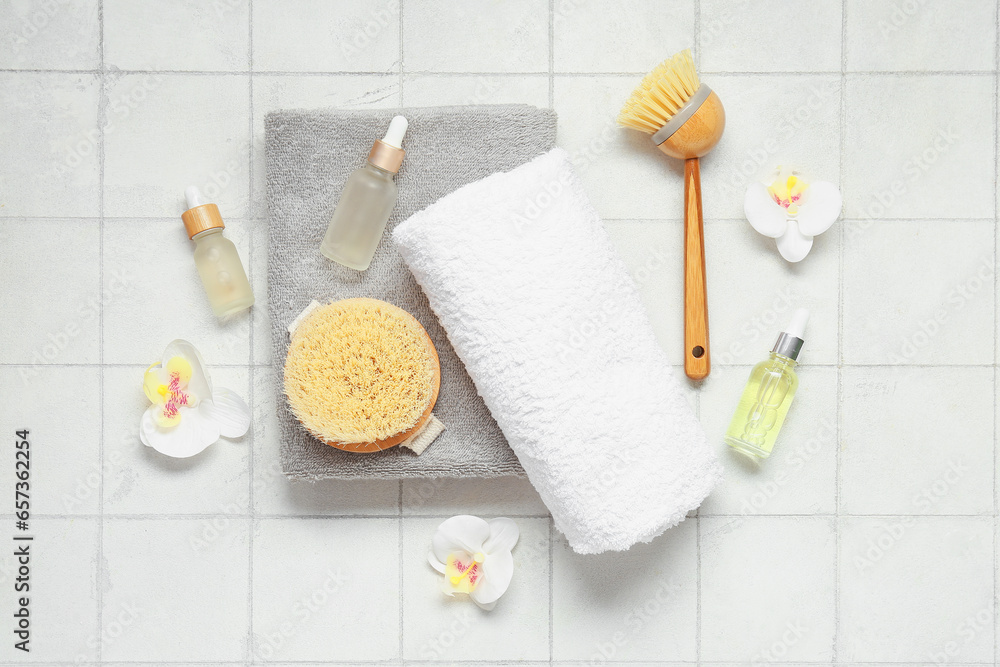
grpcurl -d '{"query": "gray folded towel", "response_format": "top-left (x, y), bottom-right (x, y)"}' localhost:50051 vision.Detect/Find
top-left (266, 105), bottom-right (557, 479)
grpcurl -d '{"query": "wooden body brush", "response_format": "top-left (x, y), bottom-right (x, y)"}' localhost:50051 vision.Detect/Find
top-left (618, 49), bottom-right (725, 380)
top-left (284, 298), bottom-right (440, 453)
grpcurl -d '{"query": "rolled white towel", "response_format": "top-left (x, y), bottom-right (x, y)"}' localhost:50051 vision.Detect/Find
top-left (393, 148), bottom-right (721, 554)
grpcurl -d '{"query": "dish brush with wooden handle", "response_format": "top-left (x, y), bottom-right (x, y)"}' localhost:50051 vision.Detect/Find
top-left (618, 49), bottom-right (725, 381)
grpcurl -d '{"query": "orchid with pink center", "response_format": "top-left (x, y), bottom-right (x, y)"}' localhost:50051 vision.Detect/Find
top-left (140, 340), bottom-right (250, 458)
top-left (428, 515), bottom-right (519, 611)
top-left (744, 167), bottom-right (842, 262)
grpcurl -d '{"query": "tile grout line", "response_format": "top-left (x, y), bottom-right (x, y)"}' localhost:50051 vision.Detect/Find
top-left (398, 0), bottom-right (404, 106)
top-left (398, 481), bottom-right (404, 665)
top-left (3, 67), bottom-right (998, 77)
top-left (548, 0), bottom-right (554, 110)
top-left (995, 0), bottom-right (1000, 375)
top-left (16, 511), bottom-right (995, 520)
top-left (547, 3), bottom-right (555, 664)
top-left (3, 662), bottom-right (998, 666)
top-left (96, 1), bottom-right (106, 662)
top-left (834, 0), bottom-right (847, 662)
top-left (694, 380), bottom-right (702, 661)
top-left (13, 512), bottom-right (994, 521)
top-left (993, 4), bottom-right (999, 664)
top-left (694, 489), bottom-right (702, 664)
top-left (694, 0), bottom-right (701, 61)
top-left (8, 361), bottom-right (1000, 370)
top-left (695, 513), bottom-right (702, 665)
top-left (4, 215), bottom-right (998, 223)
top-left (246, 2), bottom-right (256, 663)
top-left (694, 380), bottom-right (702, 664)
top-left (4, 663), bottom-right (1000, 667)
top-left (398, 8), bottom-right (405, 663)
top-left (547, 517), bottom-right (554, 665)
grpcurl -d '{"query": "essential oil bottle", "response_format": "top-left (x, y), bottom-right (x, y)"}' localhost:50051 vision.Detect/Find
top-left (320, 115), bottom-right (408, 271)
top-left (725, 308), bottom-right (809, 459)
top-left (181, 186), bottom-right (254, 317)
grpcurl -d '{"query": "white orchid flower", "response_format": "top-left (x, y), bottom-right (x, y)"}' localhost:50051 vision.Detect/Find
top-left (427, 515), bottom-right (519, 611)
top-left (139, 339), bottom-right (251, 458)
top-left (744, 167), bottom-right (842, 262)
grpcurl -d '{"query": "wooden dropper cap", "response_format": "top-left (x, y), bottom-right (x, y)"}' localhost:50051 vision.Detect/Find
top-left (181, 186), bottom-right (225, 238)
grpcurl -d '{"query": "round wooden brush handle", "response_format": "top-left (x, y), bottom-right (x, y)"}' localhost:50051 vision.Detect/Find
top-left (684, 158), bottom-right (710, 380)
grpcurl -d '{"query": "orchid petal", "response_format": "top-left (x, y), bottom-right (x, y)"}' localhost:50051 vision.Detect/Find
top-left (153, 404), bottom-right (182, 428)
top-left (483, 517), bottom-right (520, 555)
top-left (165, 356), bottom-right (193, 388)
top-left (470, 550), bottom-right (514, 607)
top-left (205, 386), bottom-right (251, 439)
top-left (162, 339), bottom-right (212, 399)
top-left (796, 180), bottom-right (842, 236)
top-left (440, 578), bottom-right (458, 597)
top-left (428, 550), bottom-right (447, 574)
top-left (142, 364), bottom-right (168, 404)
top-left (776, 220), bottom-right (814, 263)
top-left (444, 554), bottom-right (483, 594)
top-left (139, 406), bottom-right (158, 447)
top-left (431, 515), bottom-right (490, 564)
top-left (744, 182), bottom-right (788, 238)
top-left (141, 405), bottom-right (220, 458)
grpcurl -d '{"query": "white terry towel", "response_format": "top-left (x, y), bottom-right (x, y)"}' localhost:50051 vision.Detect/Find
top-left (393, 148), bottom-right (721, 554)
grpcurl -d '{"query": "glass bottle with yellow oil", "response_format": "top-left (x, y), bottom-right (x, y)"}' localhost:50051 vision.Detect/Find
top-left (181, 186), bottom-right (254, 317)
top-left (725, 308), bottom-right (808, 459)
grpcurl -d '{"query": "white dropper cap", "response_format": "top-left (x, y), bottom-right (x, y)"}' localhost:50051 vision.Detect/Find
top-left (785, 308), bottom-right (809, 339)
top-left (185, 185), bottom-right (206, 210)
top-left (772, 307), bottom-right (809, 360)
top-left (381, 115), bottom-right (408, 149)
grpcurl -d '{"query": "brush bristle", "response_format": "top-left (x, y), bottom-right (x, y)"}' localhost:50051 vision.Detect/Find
top-left (618, 49), bottom-right (701, 134)
top-left (284, 298), bottom-right (438, 448)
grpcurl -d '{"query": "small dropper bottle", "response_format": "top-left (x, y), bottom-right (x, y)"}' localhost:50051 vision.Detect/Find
top-left (724, 308), bottom-right (809, 460)
top-left (320, 115), bottom-right (408, 271)
top-left (181, 186), bottom-right (254, 317)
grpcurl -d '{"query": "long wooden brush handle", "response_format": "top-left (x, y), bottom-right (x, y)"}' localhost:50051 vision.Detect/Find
top-left (684, 158), bottom-right (710, 380)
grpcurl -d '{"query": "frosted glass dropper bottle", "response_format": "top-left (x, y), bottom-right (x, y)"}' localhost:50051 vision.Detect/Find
top-left (725, 308), bottom-right (809, 460)
top-left (320, 115), bottom-right (408, 270)
top-left (181, 186), bottom-right (254, 317)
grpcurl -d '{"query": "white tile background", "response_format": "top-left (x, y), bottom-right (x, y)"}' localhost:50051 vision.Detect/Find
top-left (0, 0), bottom-right (997, 665)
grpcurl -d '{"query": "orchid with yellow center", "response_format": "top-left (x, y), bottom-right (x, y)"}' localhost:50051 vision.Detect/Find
top-left (744, 167), bottom-right (842, 262)
top-left (144, 355), bottom-right (198, 427)
top-left (428, 515), bottom-right (519, 611)
top-left (140, 340), bottom-right (250, 458)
